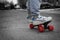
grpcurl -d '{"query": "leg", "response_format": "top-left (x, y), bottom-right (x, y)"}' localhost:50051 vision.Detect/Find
top-left (27, 0), bottom-right (52, 25)
top-left (27, 0), bottom-right (41, 19)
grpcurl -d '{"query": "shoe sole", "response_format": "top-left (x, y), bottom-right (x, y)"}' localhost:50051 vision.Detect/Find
top-left (29, 20), bottom-right (52, 25)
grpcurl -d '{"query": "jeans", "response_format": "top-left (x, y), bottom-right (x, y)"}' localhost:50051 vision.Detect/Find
top-left (27, 0), bottom-right (41, 16)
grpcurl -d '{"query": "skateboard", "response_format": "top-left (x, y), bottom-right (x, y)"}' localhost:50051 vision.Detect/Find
top-left (29, 20), bottom-right (54, 32)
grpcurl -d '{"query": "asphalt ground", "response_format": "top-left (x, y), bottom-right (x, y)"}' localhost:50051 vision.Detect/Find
top-left (0, 9), bottom-right (60, 40)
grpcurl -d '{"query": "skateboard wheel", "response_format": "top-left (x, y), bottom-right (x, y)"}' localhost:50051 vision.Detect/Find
top-left (48, 25), bottom-right (54, 31)
top-left (29, 24), bottom-right (34, 29)
top-left (38, 25), bottom-right (44, 32)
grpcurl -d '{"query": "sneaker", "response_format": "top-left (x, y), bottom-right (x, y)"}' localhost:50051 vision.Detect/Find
top-left (27, 15), bottom-right (52, 25)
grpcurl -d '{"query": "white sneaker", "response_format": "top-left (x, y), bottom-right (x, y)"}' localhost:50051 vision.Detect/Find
top-left (28, 16), bottom-right (52, 25)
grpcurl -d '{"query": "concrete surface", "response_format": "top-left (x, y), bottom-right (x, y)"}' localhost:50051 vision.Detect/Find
top-left (0, 9), bottom-right (60, 40)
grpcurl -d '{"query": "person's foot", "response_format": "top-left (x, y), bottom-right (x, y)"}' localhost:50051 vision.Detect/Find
top-left (27, 15), bottom-right (52, 25)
